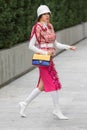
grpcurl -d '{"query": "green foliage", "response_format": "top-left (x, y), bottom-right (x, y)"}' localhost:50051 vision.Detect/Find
top-left (0, 0), bottom-right (87, 49)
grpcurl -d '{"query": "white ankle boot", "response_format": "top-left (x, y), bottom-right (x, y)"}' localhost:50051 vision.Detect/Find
top-left (19, 102), bottom-right (27, 117)
top-left (52, 108), bottom-right (68, 120)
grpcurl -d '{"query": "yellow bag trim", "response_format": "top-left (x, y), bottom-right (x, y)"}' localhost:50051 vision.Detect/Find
top-left (32, 54), bottom-right (50, 61)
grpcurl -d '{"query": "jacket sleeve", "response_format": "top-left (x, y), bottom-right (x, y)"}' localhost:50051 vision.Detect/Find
top-left (54, 40), bottom-right (70, 50)
top-left (29, 34), bottom-right (48, 55)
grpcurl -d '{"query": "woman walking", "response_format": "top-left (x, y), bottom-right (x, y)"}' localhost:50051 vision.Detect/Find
top-left (19, 5), bottom-right (76, 119)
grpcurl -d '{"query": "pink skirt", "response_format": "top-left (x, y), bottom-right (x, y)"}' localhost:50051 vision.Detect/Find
top-left (37, 59), bottom-right (62, 92)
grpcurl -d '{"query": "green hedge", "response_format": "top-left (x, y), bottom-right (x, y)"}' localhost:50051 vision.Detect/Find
top-left (0, 0), bottom-right (87, 49)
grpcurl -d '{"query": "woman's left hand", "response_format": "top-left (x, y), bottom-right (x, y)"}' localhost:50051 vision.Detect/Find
top-left (69, 46), bottom-right (77, 51)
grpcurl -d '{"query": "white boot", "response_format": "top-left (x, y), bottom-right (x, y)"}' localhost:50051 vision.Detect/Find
top-left (19, 102), bottom-right (27, 117)
top-left (19, 88), bottom-right (41, 117)
top-left (52, 107), bottom-right (68, 120)
top-left (50, 90), bottom-right (68, 120)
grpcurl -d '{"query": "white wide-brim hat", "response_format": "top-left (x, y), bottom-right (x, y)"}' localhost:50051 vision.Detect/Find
top-left (37, 5), bottom-right (51, 17)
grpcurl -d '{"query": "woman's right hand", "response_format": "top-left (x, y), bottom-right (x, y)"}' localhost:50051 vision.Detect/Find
top-left (48, 49), bottom-right (55, 56)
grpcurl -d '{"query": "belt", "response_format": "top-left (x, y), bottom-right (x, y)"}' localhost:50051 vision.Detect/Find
top-left (40, 43), bottom-right (54, 48)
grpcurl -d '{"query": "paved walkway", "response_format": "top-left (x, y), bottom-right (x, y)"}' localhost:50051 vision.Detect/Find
top-left (0, 39), bottom-right (87, 130)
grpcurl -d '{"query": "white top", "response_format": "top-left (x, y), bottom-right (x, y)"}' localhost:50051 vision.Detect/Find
top-left (29, 34), bottom-right (70, 55)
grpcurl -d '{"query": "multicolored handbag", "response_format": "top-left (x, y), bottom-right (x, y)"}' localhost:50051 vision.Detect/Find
top-left (32, 54), bottom-right (51, 67)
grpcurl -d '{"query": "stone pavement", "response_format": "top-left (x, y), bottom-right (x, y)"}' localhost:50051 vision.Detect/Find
top-left (0, 39), bottom-right (87, 130)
